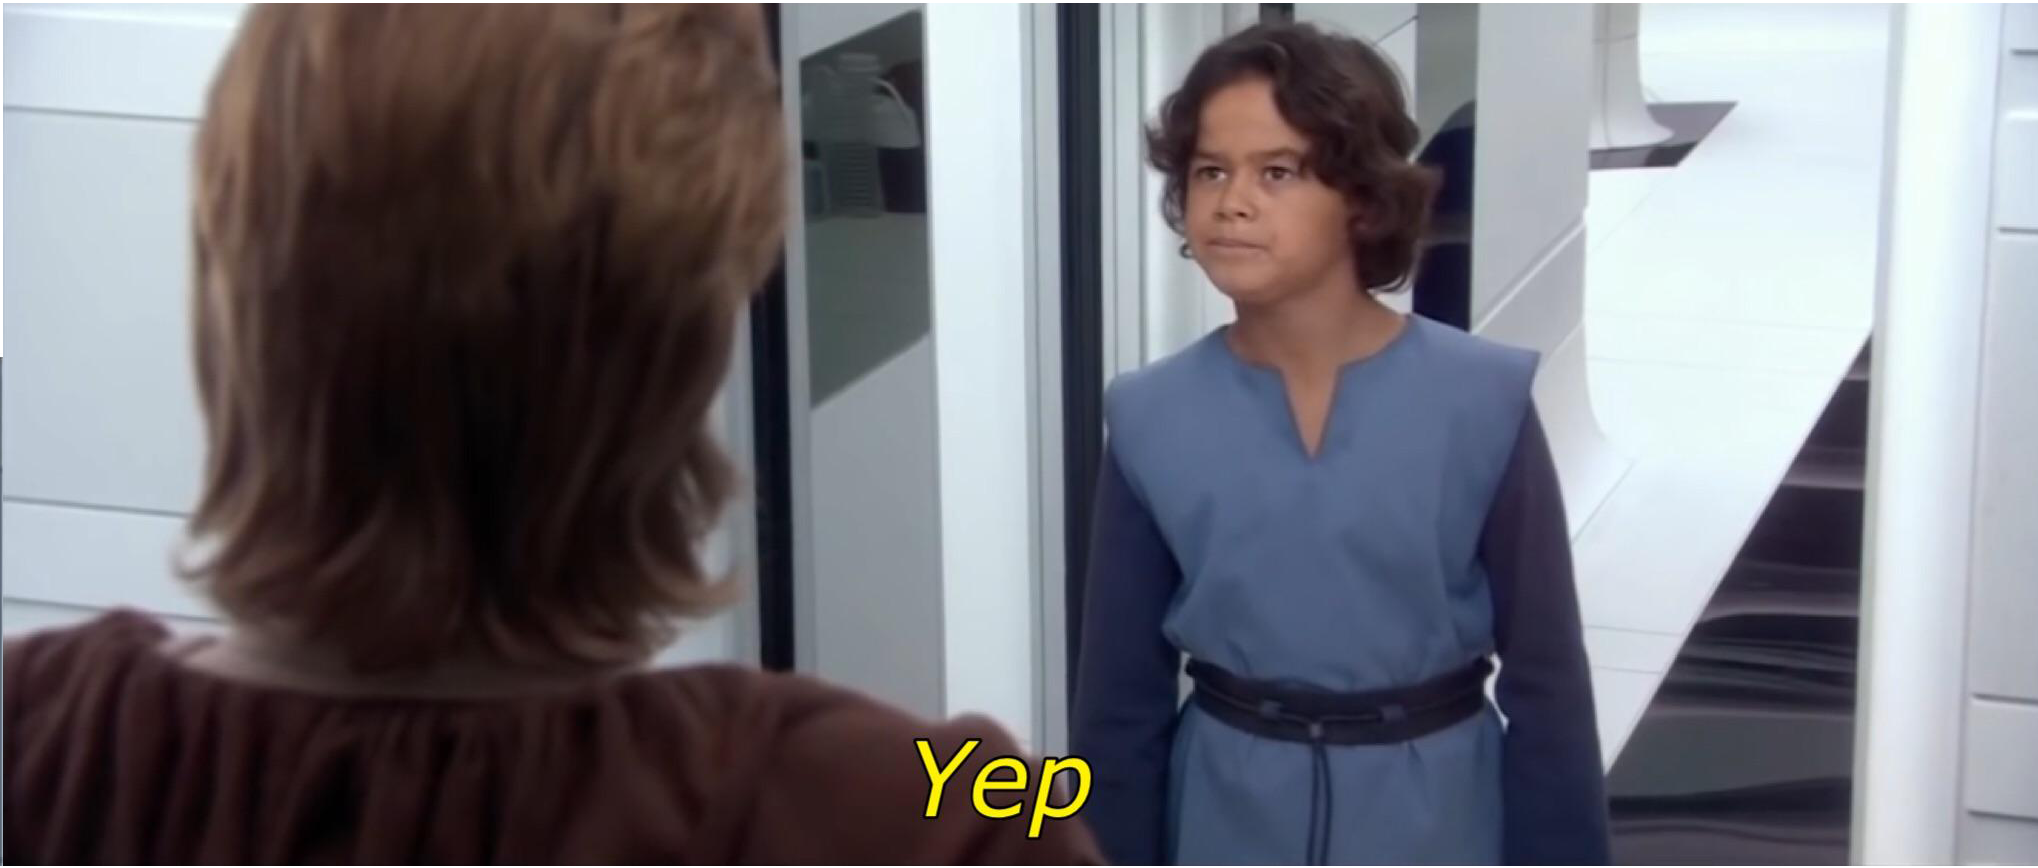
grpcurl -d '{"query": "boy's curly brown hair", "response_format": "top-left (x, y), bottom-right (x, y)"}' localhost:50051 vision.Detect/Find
top-left (1147, 23), bottom-right (1439, 292)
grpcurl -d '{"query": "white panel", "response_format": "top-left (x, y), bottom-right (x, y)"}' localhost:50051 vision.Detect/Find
top-left (1099, 3), bottom-right (1149, 380)
top-left (1970, 236), bottom-right (2038, 702)
top-left (1476, 222), bottom-right (1586, 359)
top-left (1583, 626), bottom-right (1680, 674)
top-left (2001, 3), bottom-right (2037, 53)
top-left (1591, 666), bottom-right (1657, 766)
top-left (3, 4), bottom-right (242, 119)
top-left (1966, 700), bottom-right (2038, 819)
top-left (1027, 0), bottom-right (1069, 756)
top-left (1587, 314), bottom-right (1868, 377)
top-left (1471, 4), bottom-right (1591, 324)
top-left (809, 339), bottom-right (944, 720)
top-left (1140, 3), bottom-right (1231, 360)
top-left (1476, 228), bottom-right (1628, 538)
top-left (1295, 4), bottom-right (1414, 44)
top-left (1638, 3), bottom-right (1892, 55)
top-left (3, 111), bottom-right (206, 514)
top-left (1376, 16), bottom-right (1417, 105)
top-left (926, 1), bottom-right (1035, 747)
top-left (2, 501), bottom-right (213, 620)
top-left (1997, 113), bottom-right (2038, 232)
top-left (1961, 811), bottom-right (2038, 864)
top-left (1533, 327), bottom-right (1630, 537)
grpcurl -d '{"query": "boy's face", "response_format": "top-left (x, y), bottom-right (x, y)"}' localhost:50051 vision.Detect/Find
top-left (1185, 77), bottom-right (1357, 305)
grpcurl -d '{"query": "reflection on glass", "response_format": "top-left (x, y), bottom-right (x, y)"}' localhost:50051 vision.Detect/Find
top-left (798, 10), bottom-right (929, 406)
top-left (1411, 3), bottom-right (1476, 331)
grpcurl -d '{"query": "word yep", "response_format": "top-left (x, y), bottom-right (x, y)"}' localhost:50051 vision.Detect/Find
top-left (917, 739), bottom-right (1091, 838)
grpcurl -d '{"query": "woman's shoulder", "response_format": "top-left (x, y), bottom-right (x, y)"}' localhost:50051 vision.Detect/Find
top-left (5, 608), bottom-right (172, 706)
top-left (2, 613), bottom-right (1100, 863)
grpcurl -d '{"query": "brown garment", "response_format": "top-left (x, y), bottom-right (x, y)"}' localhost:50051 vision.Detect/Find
top-left (4, 612), bottom-right (1105, 865)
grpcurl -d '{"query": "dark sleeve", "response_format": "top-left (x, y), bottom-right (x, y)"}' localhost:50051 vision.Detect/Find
top-left (1069, 443), bottom-right (1183, 866)
top-left (1482, 406), bottom-right (1613, 865)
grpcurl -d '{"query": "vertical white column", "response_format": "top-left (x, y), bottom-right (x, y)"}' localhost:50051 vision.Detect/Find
top-left (927, 1), bottom-right (1040, 747)
top-left (1853, 5), bottom-right (2003, 863)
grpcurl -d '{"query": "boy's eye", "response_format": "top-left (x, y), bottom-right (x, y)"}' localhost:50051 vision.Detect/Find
top-left (1193, 165), bottom-right (1225, 182)
top-left (1263, 165), bottom-right (1296, 182)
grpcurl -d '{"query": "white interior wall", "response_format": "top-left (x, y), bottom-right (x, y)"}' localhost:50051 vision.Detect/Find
top-left (1956, 4), bottom-right (2038, 862)
top-left (1295, 4), bottom-right (1416, 98)
top-left (1137, 4), bottom-right (1237, 361)
top-left (927, 1), bottom-right (1040, 748)
top-left (783, 2), bottom-right (941, 715)
top-left (3, 4), bottom-right (242, 635)
top-left (1463, 4), bottom-right (1629, 538)
top-left (786, 2), bottom-right (1047, 746)
top-left (807, 338), bottom-right (945, 717)
top-left (1853, 4), bottom-right (2017, 862)
top-left (1, 4), bottom-right (753, 667)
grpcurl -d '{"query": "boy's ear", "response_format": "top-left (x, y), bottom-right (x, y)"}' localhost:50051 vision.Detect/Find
top-left (1349, 205), bottom-right (1383, 242)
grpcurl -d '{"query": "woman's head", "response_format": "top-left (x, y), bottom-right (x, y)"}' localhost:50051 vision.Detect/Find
top-left (1148, 23), bottom-right (1437, 305)
top-left (185, 5), bottom-right (784, 672)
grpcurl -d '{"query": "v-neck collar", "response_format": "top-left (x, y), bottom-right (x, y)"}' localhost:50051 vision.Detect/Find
top-left (1211, 314), bottom-right (1424, 463)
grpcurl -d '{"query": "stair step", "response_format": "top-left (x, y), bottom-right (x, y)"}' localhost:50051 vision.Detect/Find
top-left (1784, 446), bottom-right (1866, 492)
top-left (1741, 484), bottom-right (1866, 569)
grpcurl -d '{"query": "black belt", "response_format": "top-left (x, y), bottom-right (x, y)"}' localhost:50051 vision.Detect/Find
top-left (1184, 657), bottom-right (1494, 866)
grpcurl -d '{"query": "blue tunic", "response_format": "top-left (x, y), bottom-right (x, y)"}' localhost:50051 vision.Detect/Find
top-left (1071, 314), bottom-right (1609, 865)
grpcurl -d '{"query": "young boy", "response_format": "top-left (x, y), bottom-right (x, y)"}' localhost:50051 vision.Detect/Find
top-left (1071, 23), bottom-right (1611, 866)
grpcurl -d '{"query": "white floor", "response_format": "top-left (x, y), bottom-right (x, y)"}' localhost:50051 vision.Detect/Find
top-left (1575, 5), bottom-right (1890, 765)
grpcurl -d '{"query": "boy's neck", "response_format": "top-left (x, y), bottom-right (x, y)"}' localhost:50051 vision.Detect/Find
top-left (1228, 275), bottom-right (1404, 376)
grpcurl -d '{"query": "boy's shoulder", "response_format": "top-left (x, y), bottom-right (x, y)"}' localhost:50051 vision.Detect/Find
top-left (1408, 314), bottom-right (1540, 387)
top-left (1101, 329), bottom-right (1230, 431)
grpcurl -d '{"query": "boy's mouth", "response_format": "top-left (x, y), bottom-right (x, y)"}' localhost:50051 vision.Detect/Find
top-left (1205, 238), bottom-right (1267, 254)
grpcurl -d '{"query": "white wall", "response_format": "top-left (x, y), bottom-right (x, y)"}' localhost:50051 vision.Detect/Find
top-left (3, 4), bottom-right (236, 632)
top-left (1136, 4), bottom-right (1242, 361)
top-left (1957, 3), bottom-right (2038, 862)
top-left (807, 339), bottom-right (945, 717)
top-left (783, 2), bottom-right (1049, 746)
top-left (1463, 4), bottom-right (1629, 537)
top-left (927, 1), bottom-right (1040, 747)
top-left (1, 4), bottom-right (753, 667)
top-left (1296, 4), bottom-right (1416, 100)
top-left (1855, 4), bottom-right (2038, 863)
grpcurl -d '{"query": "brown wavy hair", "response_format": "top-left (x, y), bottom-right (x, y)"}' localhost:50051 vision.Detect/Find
top-left (183, 4), bottom-right (785, 672)
top-left (1147, 22), bottom-right (1438, 292)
